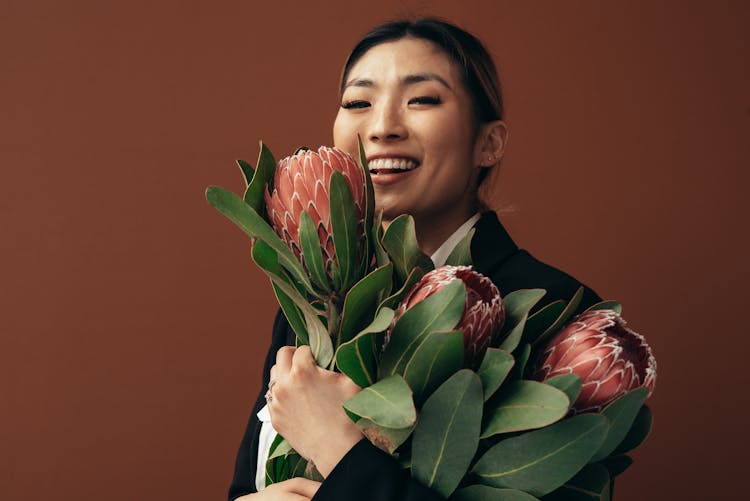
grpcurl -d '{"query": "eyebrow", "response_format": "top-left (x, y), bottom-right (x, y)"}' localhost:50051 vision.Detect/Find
top-left (343, 72), bottom-right (454, 92)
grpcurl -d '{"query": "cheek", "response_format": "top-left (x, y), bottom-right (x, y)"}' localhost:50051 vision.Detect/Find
top-left (333, 114), bottom-right (357, 153)
top-left (419, 111), bottom-right (468, 148)
top-left (444, 125), bottom-right (477, 165)
top-left (424, 124), bottom-right (469, 162)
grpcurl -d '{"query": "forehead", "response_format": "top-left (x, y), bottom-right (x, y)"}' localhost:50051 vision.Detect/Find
top-left (345, 37), bottom-right (463, 87)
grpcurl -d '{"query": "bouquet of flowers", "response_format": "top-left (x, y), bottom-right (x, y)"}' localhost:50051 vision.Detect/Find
top-left (206, 142), bottom-right (657, 500)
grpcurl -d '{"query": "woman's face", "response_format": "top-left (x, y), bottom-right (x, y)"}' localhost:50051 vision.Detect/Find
top-left (333, 37), bottom-right (484, 226)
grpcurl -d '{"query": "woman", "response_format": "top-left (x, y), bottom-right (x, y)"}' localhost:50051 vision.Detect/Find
top-left (229, 18), bottom-right (601, 500)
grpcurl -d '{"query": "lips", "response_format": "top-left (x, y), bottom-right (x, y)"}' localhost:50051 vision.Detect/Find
top-left (367, 157), bottom-right (420, 175)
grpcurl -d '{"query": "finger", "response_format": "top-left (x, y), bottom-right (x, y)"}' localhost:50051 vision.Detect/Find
top-left (286, 495), bottom-right (313, 501)
top-left (269, 364), bottom-right (277, 382)
top-left (292, 345), bottom-right (317, 370)
top-left (285, 477), bottom-right (321, 497)
top-left (275, 346), bottom-right (295, 374)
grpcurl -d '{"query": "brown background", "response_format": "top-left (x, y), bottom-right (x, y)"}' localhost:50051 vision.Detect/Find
top-left (2, 0), bottom-right (748, 499)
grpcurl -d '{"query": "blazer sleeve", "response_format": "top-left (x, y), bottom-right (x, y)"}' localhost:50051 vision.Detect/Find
top-left (313, 439), bottom-right (444, 501)
top-left (228, 310), bottom-right (293, 501)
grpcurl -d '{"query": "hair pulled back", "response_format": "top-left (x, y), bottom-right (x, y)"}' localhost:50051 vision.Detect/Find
top-left (340, 18), bottom-right (504, 126)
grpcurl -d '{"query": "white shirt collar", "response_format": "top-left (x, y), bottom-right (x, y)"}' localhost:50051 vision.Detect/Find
top-left (430, 213), bottom-right (481, 268)
top-left (256, 404), bottom-right (276, 491)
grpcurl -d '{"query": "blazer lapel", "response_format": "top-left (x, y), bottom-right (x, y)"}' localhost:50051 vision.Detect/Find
top-left (471, 211), bottom-right (519, 276)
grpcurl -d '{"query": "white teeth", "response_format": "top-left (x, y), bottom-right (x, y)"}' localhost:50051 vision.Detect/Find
top-left (367, 158), bottom-right (418, 171)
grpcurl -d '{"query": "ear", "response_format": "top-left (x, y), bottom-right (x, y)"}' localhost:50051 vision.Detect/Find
top-left (474, 120), bottom-right (508, 168)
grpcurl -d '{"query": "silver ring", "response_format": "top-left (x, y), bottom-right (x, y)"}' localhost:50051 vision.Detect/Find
top-left (265, 390), bottom-right (273, 403)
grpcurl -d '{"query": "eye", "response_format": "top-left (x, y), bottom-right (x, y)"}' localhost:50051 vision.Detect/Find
top-left (341, 100), bottom-right (371, 109)
top-left (409, 96), bottom-right (441, 105)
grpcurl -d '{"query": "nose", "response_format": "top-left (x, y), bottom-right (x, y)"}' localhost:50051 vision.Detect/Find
top-left (368, 100), bottom-right (407, 142)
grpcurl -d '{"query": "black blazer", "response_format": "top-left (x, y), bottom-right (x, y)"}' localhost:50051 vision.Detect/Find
top-left (228, 211), bottom-right (601, 500)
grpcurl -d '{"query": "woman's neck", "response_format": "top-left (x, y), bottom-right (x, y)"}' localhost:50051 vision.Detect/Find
top-left (382, 208), bottom-right (478, 257)
top-left (417, 216), bottom-right (475, 256)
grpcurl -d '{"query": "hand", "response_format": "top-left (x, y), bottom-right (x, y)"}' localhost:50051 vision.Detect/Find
top-left (235, 477), bottom-right (321, 500)
top-left (268, 345), bottom-right (364, 477)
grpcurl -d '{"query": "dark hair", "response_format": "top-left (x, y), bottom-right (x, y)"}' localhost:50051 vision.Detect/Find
top-left (339, 18), bottom-right (504, 125)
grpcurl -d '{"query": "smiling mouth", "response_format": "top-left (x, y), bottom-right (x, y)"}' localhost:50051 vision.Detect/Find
top-left (367, 158), bottom-right (420, 175)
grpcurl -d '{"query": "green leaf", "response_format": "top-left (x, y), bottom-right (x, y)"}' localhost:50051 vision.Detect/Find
top-left (510, 343), bottom-right (531, 380)
top-left (498, 289), bottom-right (546, 353)
top-left (248, 239), bottom-right (314, 324)
top-left (303, 460), bottom-right (324, 482)
top-left (268, 434), bottom-right (290, 459)
top-left (206, 185), bottom-right (313, 294)
top-left (329, 171), bottom-right (360, 291)
top-left (452, 485), bottom-right (540, 501)
top-left (358, 135), bottom-right (376, 276)
top-left (542, 462), bottom-right (611, 501)
top-left (298, 211), bottom-right (331, 293)
top-left (271, 284), bottom-right (309, 346)
top-left (357, 136), bottom-right (374, 225)
top-left (260, 264), bottom-right (332, 367)
top-left (343, 375), bottom-right (416, 429)
top-left (477, 348), bottom-right (515, 402)
top-left (591, 388), bottom-right (649, 462)
top-left (381, 214), bottom-right (434, 284)
top-left (285, 454), bottom-right (308, 483)
top-left (301, 304), bottom-right (333, 369)
top-left (265, 453), bottom-right (283, 485)
top-left (531, 287), bottom-right (584, 348)
top-left (380, 280), bottom-right (466, 378)
top-left (266, 437), bottom-right (296, 485)
top-left (339, 264), bottom-right (393, 345)
top-left (293, 146), bottom-right (310, 154)
top-left (373, 209), bottom-right (391, 269)
top-left (330, 258), bottom-right (342, 292)
top-left (543, 374), bottom-right (582, 406)
top-left (251, 237), bottom-right (282, 276)
top-left (412, 370), bottom-right (483, 498)
top-left (481, 381), bottom-right (570, 438)
top-left (358, 306), bottom-right (396, 338)
top-left (521, 300), bottom-right (565, 347)
top-left (243, 141), bottom-right (276, 212)
top-left (378, 266), bottom-right (424, 311)
top-left (356, 418), bottom-right (414, 455)
top-left (612, 404), bottom-right (652, 455)
top-left (599, 455), bottom-right (632, 478)
top-left (357, 137), bottom-right (373, 215)
top-left (584, 301), bottom-right (622, 315)
top-left (401, 330), bottom-right (464, 405)
top-left (251, 240), bottom-right (310, 345)
top-left (337, 332), bottom-right (377, 387)
top-left (472, 414), bottom-right (609, 497)
top-left (336, 308), bottom-right (394, 387)
top-left (445, 228), bottom-right (475, 266)
top-left (236, 159), bottom-right (254, 186)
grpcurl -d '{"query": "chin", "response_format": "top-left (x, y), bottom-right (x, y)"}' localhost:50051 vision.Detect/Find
top-left (375, 206), bottom-right (402, 223)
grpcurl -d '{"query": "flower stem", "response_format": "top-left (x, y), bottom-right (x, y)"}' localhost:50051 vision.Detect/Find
top-left (326, 296), bottom-right (341, 370)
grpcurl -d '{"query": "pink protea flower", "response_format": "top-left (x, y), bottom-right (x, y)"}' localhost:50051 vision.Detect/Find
top-left (394, 265), bottom-right (505, 368)
top-left (264, 146), bottom-right (366, 274)
top-left (535, 309), bottom-right (657, 413)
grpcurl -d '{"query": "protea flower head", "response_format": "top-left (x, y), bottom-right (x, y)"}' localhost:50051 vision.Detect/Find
top-left (264, 146), bottom-right (366, 276)
top-left (534, 309), bottom-right (657, 413)
top-left (394, 265), bottom-right (505, 368)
